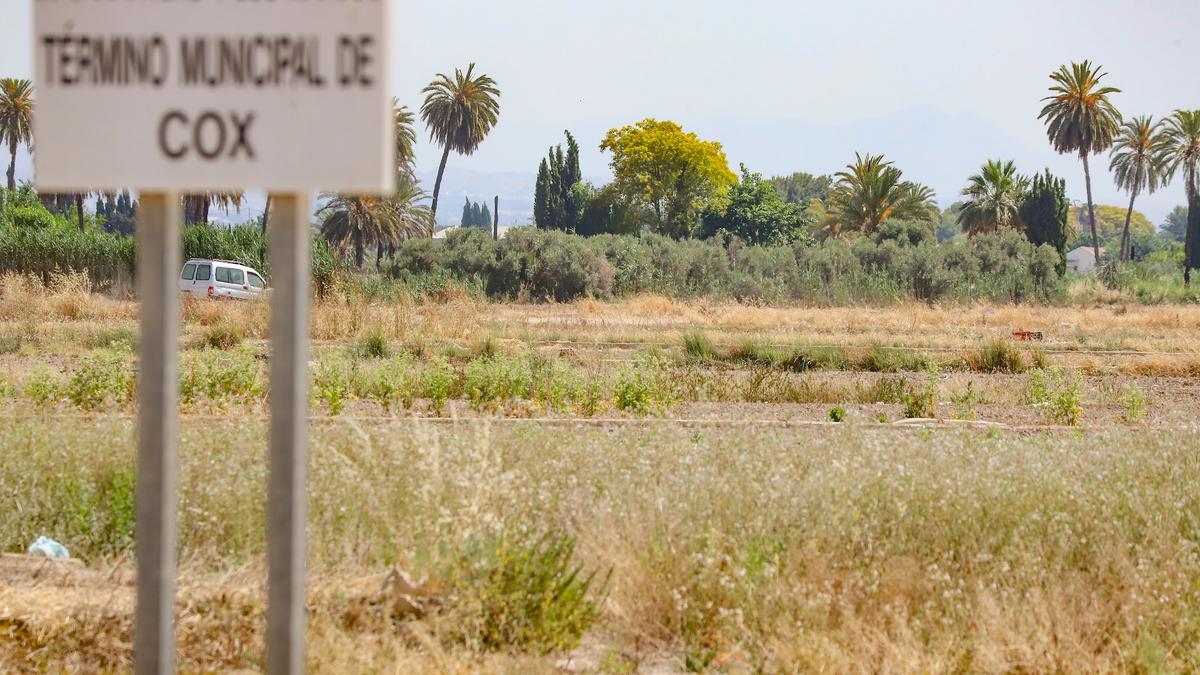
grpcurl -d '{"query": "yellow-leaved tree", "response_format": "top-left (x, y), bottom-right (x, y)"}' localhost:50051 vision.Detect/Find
top-left (600, 119), bottom-right (736, 239)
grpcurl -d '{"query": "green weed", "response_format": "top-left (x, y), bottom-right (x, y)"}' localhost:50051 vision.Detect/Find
top-left (1120, 387), bottom-right (1148, 423)
top-left (446, 531), bottom-right (607, 654)
top-left (465, 355), bottom-right (533, 411)
top-left (900, 367), bottom-right (939, 419)
top-left (951, 381), bottom-right (978, 420)
top-left (179, 350), bottom-right (263, 405)
top-left (199, 320), bottom-right (243, 350)
top-left (614, 359), bottom-right (678, 415)
top-left (314, 358), bottom-right (355, 415)
top-left (23, 365), bottom-right (64, 407)
top-left (1026, 367), bottom-right (1082, 426)
top-left (727, 340), bottom-right (777, 367)
top-left (355, 329), bottom-right (390, 360)
top-left (681, 331), bottom-right (716, 361)
top-left (66, 352), bottom-right (133, 411)
top-left (970, 339), bottom-right (1026, 374)
top-left (423, 356), bottom-right (457, 415)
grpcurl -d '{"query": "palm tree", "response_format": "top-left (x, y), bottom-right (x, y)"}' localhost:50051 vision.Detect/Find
top-left (0, 79), bottom-right (34, 192)
top-left (1038, 61), bottom-right (1122, 265)
top-left (822, 153), bottom-right (939, 237)
top-left (394, 100), bottom-right (417, 174)
top-left (957, 159), bottom-right (1029, 235)
top-left (420, 64), bottom-right (501, 224)
top-left (1163, 110), bottom-right (1200, 283)
top-left (1108, 116), bottom-right (1171, 261)
top-left (318, 176), bottom-right (433, 269)
top-left (183, 192), bottom-right (245, 226)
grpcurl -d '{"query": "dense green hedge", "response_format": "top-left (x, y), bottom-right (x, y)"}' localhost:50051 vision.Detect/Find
top-left (0, 222), bottom-right (339, 295)
top-left (386, 224), bottom-right (1065, 304)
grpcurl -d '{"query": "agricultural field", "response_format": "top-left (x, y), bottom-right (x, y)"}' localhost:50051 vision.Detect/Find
top-left (2, 275), bottom-right (1200, 672)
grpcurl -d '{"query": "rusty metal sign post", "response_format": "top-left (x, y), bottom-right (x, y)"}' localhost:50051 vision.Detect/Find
top-left (33, 1), bottom-right (393, 672)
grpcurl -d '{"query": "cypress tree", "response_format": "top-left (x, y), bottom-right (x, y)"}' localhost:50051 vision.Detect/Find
top-left (1019, 170), bottom-right (1071, 275)
top-left (534, 159), bottom-right (551, 229)
top-left (533, 131), bottom-right (586, 231)
top-left (461, 197), bottom-right (472, 227)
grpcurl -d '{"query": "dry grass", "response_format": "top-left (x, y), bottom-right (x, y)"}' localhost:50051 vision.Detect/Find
top-left (3, 277), bottom-right (1200, 671)
top-left (3, 417), bottom-right (1200, 671)
top-left (3, 276), bottom-right (1200, 353)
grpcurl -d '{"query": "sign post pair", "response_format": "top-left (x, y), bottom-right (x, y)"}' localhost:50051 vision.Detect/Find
top-left (33, 1), bottom-right (395, 672)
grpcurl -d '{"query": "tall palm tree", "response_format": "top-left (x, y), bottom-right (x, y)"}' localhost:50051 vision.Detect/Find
top-left (1108, 116), bottom-right (1171, 261)
top-left (318, 176), bottom-right (433, 269)
top-left (957, 159), bottom-right (1029, 235)
top-left (183, 192), bottom-right (245, 226)
top-left (1163, 109), bottom-right (1200, 283)
top-left (420, 64), bottom-right (501, 224)
top-left (394, 101), bottom-right (417, 175)
top-left (822, 153), bottom-right (938, 237)
top-left (0, 79), bottom-right (34, 192)
top-left (1038, 61), bottom-right (1122, 264)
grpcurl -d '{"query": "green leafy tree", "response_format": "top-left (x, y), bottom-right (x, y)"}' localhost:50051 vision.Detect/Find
top-left (600, 119), bottom-right (736, 239)
top-left (770, 172), bottom-right (832, 204)
top-left (698, 165), bottom-right (811, 245)
top-left (1163, 110), bottom-right (1200, 282)
top-left (1069, 204), bottom-right (1157, 246)
top-left (1109, 116), bottom-right (1171, 260)
top-left (1162, 205), bottom-right (1187, 242)
top-left (1019, 170), bottom-right (1071, 275)
top-left (1038, 60), bottom-right (1122, 265)
top-left (957, 159), bottom-right (1028, 235)
top-left (420, 64), bottom-right (501, 224)
top-left (823, 153), bottom-right (938, 237)
top-left (937, 202), bottom-right (964, 241)
top-left (0, 79), bottom-right (33, 192)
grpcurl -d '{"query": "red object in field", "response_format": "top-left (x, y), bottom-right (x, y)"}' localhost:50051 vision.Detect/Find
top-left (1012, 330), bottom-right (1044, 341)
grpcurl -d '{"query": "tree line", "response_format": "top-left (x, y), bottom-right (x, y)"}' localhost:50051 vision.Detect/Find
top-left (3, 57), bottom-right (1198, 284)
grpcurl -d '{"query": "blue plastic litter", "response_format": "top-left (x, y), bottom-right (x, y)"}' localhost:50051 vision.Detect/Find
top-left (27, 536), bottom-right (70, 559)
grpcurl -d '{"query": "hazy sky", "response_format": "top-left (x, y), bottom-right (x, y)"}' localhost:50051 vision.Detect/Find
top-left (3, 0), bottom-right (1198, 222)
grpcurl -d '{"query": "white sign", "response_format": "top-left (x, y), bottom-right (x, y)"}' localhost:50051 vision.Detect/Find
top-left (33, 0), bottom-right (393, 193)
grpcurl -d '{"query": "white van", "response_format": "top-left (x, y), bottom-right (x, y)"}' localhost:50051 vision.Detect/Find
top-left (179, 259), bottom-right (268, 300)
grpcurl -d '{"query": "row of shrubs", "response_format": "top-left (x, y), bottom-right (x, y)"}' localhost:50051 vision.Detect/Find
top-left (4, 346), bottom-right (1102, 427)
top-left (388, 223), bottom-right (1064, 304)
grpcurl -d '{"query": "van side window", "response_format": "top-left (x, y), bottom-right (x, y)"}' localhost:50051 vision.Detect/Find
top-left (247, 272), bottom-right (265, 289)
top-left (230, 269), bottom-right (245, 285)
top-left (181, 263), bottom-right (196, 281)
top-left (215, 267), bottom-right (230, 283)
top-left (195, 264), bottom-right (211, 281)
